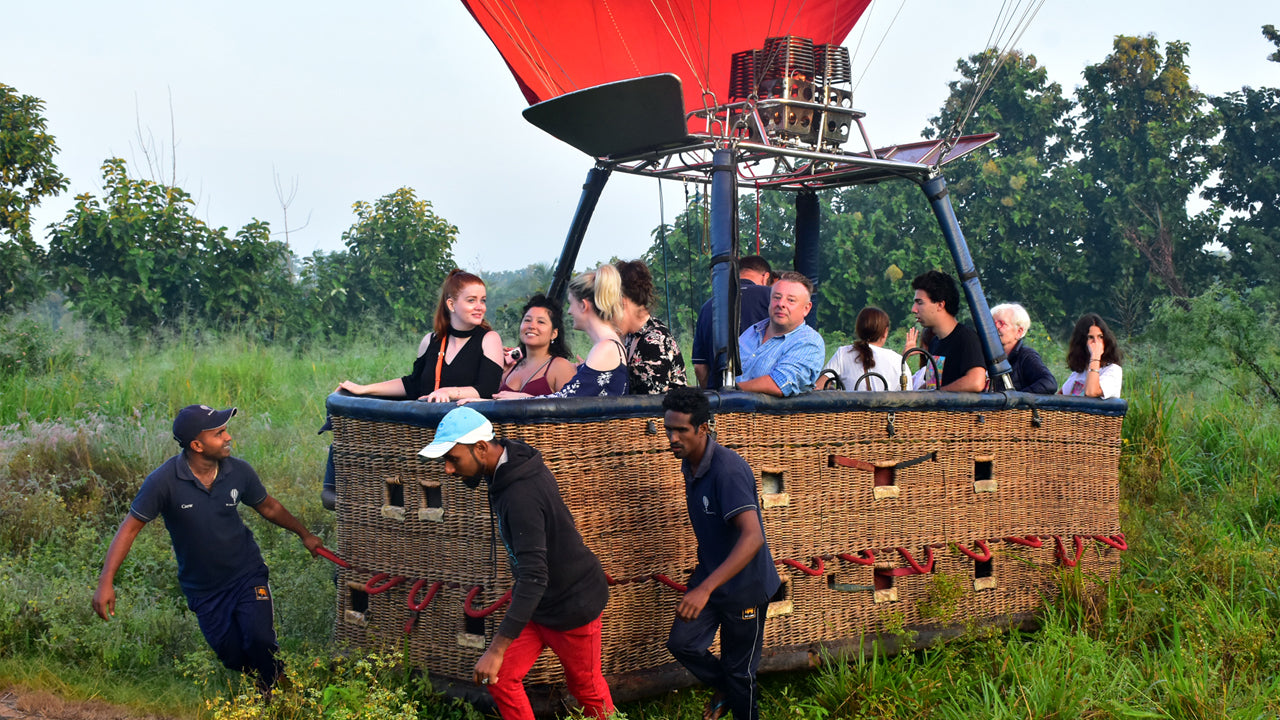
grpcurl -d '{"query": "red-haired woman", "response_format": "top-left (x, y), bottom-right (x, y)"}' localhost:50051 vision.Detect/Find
top-left (337, 269), bottom-right (505, 402)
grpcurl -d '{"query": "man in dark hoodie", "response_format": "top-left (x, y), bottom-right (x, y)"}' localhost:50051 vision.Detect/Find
top-left (420, 406), bottom-right (613, 720)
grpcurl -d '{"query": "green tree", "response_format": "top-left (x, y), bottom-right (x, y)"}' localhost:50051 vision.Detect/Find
top-left (47, 158), bottom-right (294, 332)
top-left (1075, 35), bottom-right (1218, 319)
top-left (1204, 26), bottom-right (1280, 303)
top-left (0, 83), bottom-right (69, 312)
top-left (339, 187), bottom-right (457, 336)
top-left (923, 50), bottom-right (1089, 333)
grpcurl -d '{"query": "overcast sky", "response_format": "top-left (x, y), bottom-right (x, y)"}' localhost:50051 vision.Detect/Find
top-left (4, 1), bottom-right (1276, 274)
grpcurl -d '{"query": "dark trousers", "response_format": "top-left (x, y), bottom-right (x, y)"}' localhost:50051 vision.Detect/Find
top-left (666, 603), bottom-right (768, 720)
top-left (188, 571), bottom-right (282, 690)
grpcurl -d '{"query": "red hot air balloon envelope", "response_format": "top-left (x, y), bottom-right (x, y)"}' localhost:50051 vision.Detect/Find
top-left (461, 0), bottom-right (995, 179)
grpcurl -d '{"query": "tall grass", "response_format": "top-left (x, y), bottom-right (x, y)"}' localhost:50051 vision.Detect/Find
top-left (2, 318), bottom-right (1280, 718)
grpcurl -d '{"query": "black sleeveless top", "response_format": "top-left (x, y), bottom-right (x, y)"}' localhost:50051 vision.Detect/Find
top-left (401, 326), bottom-right (503, 399)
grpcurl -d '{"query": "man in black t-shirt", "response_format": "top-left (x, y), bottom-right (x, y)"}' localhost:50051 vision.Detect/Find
top-left (910, 270), bottom-right (987, 392)
top-left (93, 405), bottom-right (322, 693)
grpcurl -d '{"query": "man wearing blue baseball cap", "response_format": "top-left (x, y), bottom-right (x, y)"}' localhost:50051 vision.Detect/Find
top-left (421, 406), bottom-right (613, 720)
top-left (92, 404), bottom-right (323, 694)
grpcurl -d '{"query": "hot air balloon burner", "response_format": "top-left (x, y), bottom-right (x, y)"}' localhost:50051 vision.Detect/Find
top-left (728, 37), bottom-right (860, 149)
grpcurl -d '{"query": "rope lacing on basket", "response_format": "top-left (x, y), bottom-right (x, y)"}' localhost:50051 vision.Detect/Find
top-left (313, 532), bottom-right (1127, 630)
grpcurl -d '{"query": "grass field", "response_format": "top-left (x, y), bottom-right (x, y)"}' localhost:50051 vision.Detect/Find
top-left (2, 314), bottom-right (1278, 718)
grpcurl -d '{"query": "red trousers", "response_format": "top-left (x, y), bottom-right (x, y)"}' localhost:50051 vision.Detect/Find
top-left (488, 615), bottom-right (614, 720)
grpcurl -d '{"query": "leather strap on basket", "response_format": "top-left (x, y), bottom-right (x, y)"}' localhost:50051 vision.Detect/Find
top-left (828, 451), bottom-right (936, 471)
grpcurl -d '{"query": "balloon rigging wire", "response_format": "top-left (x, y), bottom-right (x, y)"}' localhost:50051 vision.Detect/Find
top-left (479, 0), bottom-right (575, 97)
top-left (646, 0), bottom-right (713, 99)
top-left (850, 0), bottom-right (908, 97)
top-left (948, 0), bottom-right (1046, 144)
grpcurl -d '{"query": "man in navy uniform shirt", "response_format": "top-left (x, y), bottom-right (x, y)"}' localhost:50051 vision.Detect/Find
top-left (662, 387), bottom-right (781, 720)
top-left (92, 404), bottom-right (322, 693)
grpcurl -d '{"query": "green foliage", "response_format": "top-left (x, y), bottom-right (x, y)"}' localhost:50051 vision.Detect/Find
top-left (1144, 285), bottom-right (1280, 403)
top-left (337, 187), bottom-right (457, 337)
top-left (46, 159), bottom-right (296, 335)
top-left (200, 651), bottom-right (483, 720)
top-left (0, 314), bottom-right (78, 378)
top-left (1076, 35), bottom-right (1219, 310)
top-left (0, 83), bottom-right (69, 312)
top-left (1203, 29), bottom-right (1280, 303)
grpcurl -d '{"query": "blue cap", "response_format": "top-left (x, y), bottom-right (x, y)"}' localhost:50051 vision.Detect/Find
top-left (173, 404), bottom-right (237, 447)
top-left (419, 407), bottom-right (494, 458)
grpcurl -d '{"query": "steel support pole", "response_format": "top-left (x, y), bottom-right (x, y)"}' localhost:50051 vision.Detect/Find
top-left (921, 174), bottom-right (1013, 390)
top-left (710, 148), bottom-right (740, 389)
top-left (548, 163), bottom-right (613, 306)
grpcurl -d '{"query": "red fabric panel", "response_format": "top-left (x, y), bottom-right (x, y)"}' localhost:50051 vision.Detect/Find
top-left (462, 0), bottom-right (871, 113)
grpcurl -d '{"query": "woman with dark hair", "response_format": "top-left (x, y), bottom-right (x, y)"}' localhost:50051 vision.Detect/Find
top-left (818, 306), bottom-right (905, 390)
top-left (613, 259), bottom-right (687, 394)
top-left (492, 295), bottom-right (578, 398)
top-left (337, 269), bottom-right (505, 402)
top-left (1059, 313), bottom-right (1123, 398)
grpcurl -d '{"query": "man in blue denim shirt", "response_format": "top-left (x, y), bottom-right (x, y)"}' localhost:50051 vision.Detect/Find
top-left (735, 271), bottom-right (825, 396)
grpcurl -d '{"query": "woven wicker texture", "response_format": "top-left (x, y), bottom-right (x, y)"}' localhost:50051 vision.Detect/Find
top-left (330, 404), bottom-right (1123, 692)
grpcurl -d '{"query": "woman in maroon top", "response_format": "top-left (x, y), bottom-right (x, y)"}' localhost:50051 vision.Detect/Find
top-left (494, 295), bottom-right (577, 398)
top-left (337, 270), bottom-right (506, 402)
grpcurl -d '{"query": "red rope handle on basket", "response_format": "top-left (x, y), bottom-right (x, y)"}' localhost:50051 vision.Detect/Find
top-left (780, 557), bottom-right (825, 576)
top-left (654, 574), bottom-right (688, 593)
top-left (365, 573), bottom-right (407, 594)
top-left (403, 580), bottom-right (444, 634)
top-left (877, 547), bottom-right (936, 577)
top-left (1092, 533), bottom-right (1128, 550)
top-left (838, 550), bottom-right (877, 565)
top-left (407, 580), bottom-right (442, 612)
top-left (1054, 536), bottom-right (1086, 567)
top-left (315, 546), bottom-right (351, 568)
top-left (1004, 536), bottom-right (1043, 548)
top-left (957, 540), bottom-right (993, 562)
top-left (464, 586), bottom-right (513, 618)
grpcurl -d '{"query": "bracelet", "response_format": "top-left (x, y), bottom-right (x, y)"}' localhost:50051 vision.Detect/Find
top-left (1088, 368), bottom-right (1099, 374)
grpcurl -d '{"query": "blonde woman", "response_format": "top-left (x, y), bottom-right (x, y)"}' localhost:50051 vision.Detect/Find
top-left (550, 264), bottom-right (629, 397)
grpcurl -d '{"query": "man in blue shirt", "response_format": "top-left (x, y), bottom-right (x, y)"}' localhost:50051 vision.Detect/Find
top-left (735, 271), bottom-right (825, 396)
top-left (92, 405), bottom-right (322, 693)
top-left (692, 255), bottom-right (773, 389)
top-left (663, 387), bottom-right (781, 720)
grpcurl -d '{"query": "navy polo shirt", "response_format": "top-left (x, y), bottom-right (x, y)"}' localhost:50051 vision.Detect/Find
top-left (692, 280), bottom-right (773, 389)
top-left (681, 438), bottom-right (781, 610)
top-left (130, 454), bottom-right (269, 598)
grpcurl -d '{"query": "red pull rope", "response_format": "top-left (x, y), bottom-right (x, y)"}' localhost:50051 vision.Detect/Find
top-left (837, 550), bottom-right (877, 565)
top-left (1004, 536), bottom-right (1043, 548)
top-left (779, 557), bottom-right (825, 576)
top-left (957, 540), bottom-right (993, 562)
top-left (464, 586), bottom-right (513, 618)
top-left (1092, 533), bottom-right (1128, 550)
top-left (315, 546), bottom-right (351, 568)
top-left (1054, 536), bottom-right (1086, 567)
top-left (365, 573), bottom-right (407, 594)
top-left (407, 580), bottom-right (442, 612)
top-left (654, 574), bottom-right (688, 592)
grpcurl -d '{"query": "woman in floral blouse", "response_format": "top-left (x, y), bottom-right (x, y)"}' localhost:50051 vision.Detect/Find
top-left (614, 260), bottom-right (687, 395)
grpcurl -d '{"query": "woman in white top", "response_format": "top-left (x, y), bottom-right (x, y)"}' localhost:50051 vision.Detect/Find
top-left (817, 306), bottom-right (906, 391)
top-left (1059, 312), bottom-right (1123, 399)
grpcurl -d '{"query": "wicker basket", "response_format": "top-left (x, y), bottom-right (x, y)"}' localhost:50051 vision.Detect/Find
top-left (327, 393), bottom-right (1125, 703)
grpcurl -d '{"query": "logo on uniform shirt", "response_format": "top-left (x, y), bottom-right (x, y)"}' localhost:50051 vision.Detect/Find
top-left (742, 607), bottom-right (757, 620)
top-left (181, 503), bottom-right (193, 509)
top-left (227, 488), bottom-right (239, 507)
top-left (255, 586), bottom-right (270, 600)
top-left (702, 495), bottom-right (713, 514)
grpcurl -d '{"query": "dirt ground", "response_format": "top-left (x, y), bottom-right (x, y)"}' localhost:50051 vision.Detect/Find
top-left (0, 688), bottom-right (177, 720)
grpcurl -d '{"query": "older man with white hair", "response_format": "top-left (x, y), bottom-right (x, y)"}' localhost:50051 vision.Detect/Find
top-left (991, 303), bottom-right (1057, 394)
